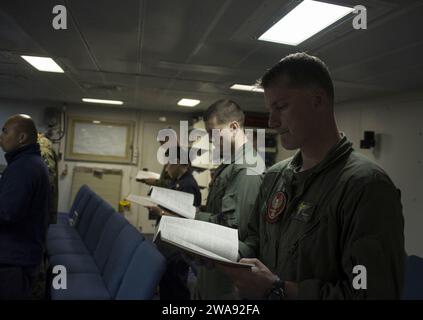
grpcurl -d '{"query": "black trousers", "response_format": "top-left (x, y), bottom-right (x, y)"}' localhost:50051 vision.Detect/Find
top-left (0, 265), bottom-right (37, 300)
top-left (159, 256), bottom-right (190, 300)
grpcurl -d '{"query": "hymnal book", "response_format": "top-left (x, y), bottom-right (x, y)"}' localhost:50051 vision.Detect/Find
top-left (154, 216), bottom-right (253, 269)
top-left (127, 187), bottom-right (196, 219)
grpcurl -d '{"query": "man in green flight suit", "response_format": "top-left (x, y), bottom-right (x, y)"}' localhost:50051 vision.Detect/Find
top-left (220, 53), bottom-right (405, 299)
top-left (194, 99), bottom-right (265, 299)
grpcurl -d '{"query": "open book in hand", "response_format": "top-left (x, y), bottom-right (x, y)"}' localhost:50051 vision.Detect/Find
top-left (135, 170), bottom-right (161, 181)
top-left (126, 186), bottom-right (196, 219)
top-left (153, 216), bottom-right (254, 269)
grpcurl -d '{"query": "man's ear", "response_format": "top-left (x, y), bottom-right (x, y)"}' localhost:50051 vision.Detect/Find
top-left (18, 132), bottom-right (28, 144)
top-left (311, 88), bottom-right (326, 112)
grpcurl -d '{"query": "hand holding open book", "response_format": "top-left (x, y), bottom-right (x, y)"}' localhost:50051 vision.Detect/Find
top-left (154, 216), bottom-right (254, 269)
top-left (146, 205), bottom-right (178, 218)
top-left (127, 186), bottom-right (196, 219)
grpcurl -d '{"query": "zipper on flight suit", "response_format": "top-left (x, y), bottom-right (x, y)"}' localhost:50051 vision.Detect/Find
top-left (288, 220), bottom-right (321, 255)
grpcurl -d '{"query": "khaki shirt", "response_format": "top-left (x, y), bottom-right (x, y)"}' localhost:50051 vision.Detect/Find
top-left (240, 136), bottom-right (405, 299)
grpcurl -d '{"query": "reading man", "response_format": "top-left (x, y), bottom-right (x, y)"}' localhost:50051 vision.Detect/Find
top-left (194, 99), bottom-right (265, 299)
top-left (148, 147), bottom-right (201, 299)
top-left (221, 53), bottom-right (405, 299)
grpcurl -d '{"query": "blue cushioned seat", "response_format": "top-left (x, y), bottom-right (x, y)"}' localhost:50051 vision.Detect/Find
top-left (83, 202), bottom-right (115, 253)
top-left (48, 185), bottom-right (167, 300)
top-left (56, 212), bottom-right (70, 225)
top-left (51, 273), bottom-right (111, 300)
top-left (102, 224), bottom-right (144, 297)
top-left (69, 185), bottom-right (88, 212)
top-left (47, 225), bottom-right (80, 241)
top-left (76, 194), bottom-right (102, 238)
top-left (47, 238), bottom-right (89, 256)
top-left (115, 241), bottom-right (166, 300)
top-left (93, 212), bottom-right (129, 272)
top-left (50, 254), bottom-right (100, 274)
top-left (69, 187), bottom-right (92, 221)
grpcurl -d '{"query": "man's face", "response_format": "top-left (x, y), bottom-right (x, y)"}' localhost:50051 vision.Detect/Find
top-left (205, 117), bottom-right (233, 156)
top-left (265, 77), bottom-right (317, 150)
top-left (166, 163), bottom-right (180, 179)
top-left (0, 120), bottom-right (21, 153)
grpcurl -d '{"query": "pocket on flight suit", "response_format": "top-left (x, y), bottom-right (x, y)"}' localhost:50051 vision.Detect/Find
top-left (220, 193), bottom-right (238, 228)
top-left (288, 205), bottom-right (320, 257)
top-left (287, 208), bottom-right (329, 278)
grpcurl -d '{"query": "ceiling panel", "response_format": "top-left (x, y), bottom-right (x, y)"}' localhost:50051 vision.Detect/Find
top-left (0, 0), bottom-right (422, 112)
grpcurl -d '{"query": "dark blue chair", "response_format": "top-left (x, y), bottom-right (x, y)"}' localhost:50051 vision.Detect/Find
top-left (48, 185), bottom-right (165, 300)
top-left (101, 224), bottom-right (144, 296)
top-left (56, 185), bottom-right (92, 225)
top-left (116, 240), bottom-right (166, 300)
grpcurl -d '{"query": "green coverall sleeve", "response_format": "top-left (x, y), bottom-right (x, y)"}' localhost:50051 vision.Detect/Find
top-left (238, 177), bottom-right (266, 259)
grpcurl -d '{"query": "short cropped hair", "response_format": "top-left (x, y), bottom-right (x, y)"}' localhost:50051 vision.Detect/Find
top-left (259, 52), bottom-right (334, 101)
top-left (203, 99), bottom-right (245, 127)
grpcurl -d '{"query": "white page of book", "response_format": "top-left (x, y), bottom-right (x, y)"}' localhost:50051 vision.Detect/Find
top-left (150, 187), bottom-right (196, 219)
top-left (156, 216), bottom-right (238, 262)
top-left (126, 194), bottom-right (156, 207)
top-left (136, 171), bottom-right (160, 180)
top-left (166, 236), bottom-right (232, 262)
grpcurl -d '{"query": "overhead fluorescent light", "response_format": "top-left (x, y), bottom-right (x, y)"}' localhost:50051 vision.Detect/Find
top-left (230, 84), bottom-right (264, 93)
top-left (258, 0), bottom-right (354, 46)
top-left (82, 98), bottom-right (124, 105)
top-left (21, 55), bottom-right (64, 73)
top-left (177, 98), bottom-right (200, 107)
top-left (92, 120), bottom-right (101, 124)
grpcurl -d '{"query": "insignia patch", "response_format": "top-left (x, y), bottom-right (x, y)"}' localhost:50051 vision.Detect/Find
top-left (266, 191), bottom-right (287, 223)
top-left (291, 202), bottom-right (314, 222)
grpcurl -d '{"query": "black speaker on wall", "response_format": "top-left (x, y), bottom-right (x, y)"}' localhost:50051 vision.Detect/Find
top-left (360, 131), bottom-right (376, 149)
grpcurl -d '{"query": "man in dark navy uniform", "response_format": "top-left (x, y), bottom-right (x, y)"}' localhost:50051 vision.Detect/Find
top-left (148, 146), bottom-right (201, 299)
top-left (0, 114), bottom-right (50, 299)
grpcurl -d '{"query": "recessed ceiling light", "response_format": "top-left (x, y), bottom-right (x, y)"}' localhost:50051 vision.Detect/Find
top-left (92, 120), bottom-right (101, 124)
top-left (21, 55), bottom-right (64, 73)
top-left (82, 98), bottom-right (124, 105)
top-left (258, 0), bottom-right (354, 46)
top-left (177, 99), bottom-right (200, 107)
top-left (230, 84), bottom-right (264, 93)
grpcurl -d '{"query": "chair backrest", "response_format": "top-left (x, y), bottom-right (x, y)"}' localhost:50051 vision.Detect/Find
top-left (76, 193), bottom-right (102, 237)
top-left (84, 201), bottom-right (115, 253)
top-left (94, 212), bottom-right (128, 271)
top-left (69, 184), bottom-right (90, 216)
top-left (70, 187), bottom-right (92, 221)
top-left (115, 241), bottom-right (166, 300)
top-left (403, 255), bottom-right (423, 300)
top-left (102, 224), bottom-right (144, 297)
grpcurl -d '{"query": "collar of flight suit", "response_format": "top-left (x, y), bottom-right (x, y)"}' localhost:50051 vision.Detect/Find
top-left (287, 133), bottom-right (353, 178)
top-left (216, 141), bottom-right (252, 172)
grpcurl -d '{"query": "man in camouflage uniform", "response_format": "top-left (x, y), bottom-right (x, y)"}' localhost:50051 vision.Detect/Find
top-left (38, 133), bottom-right (58, 224)
top-left (32, 133), bottom-right (58, 299)
top-left (221, 53), bottom-right (405, 299)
